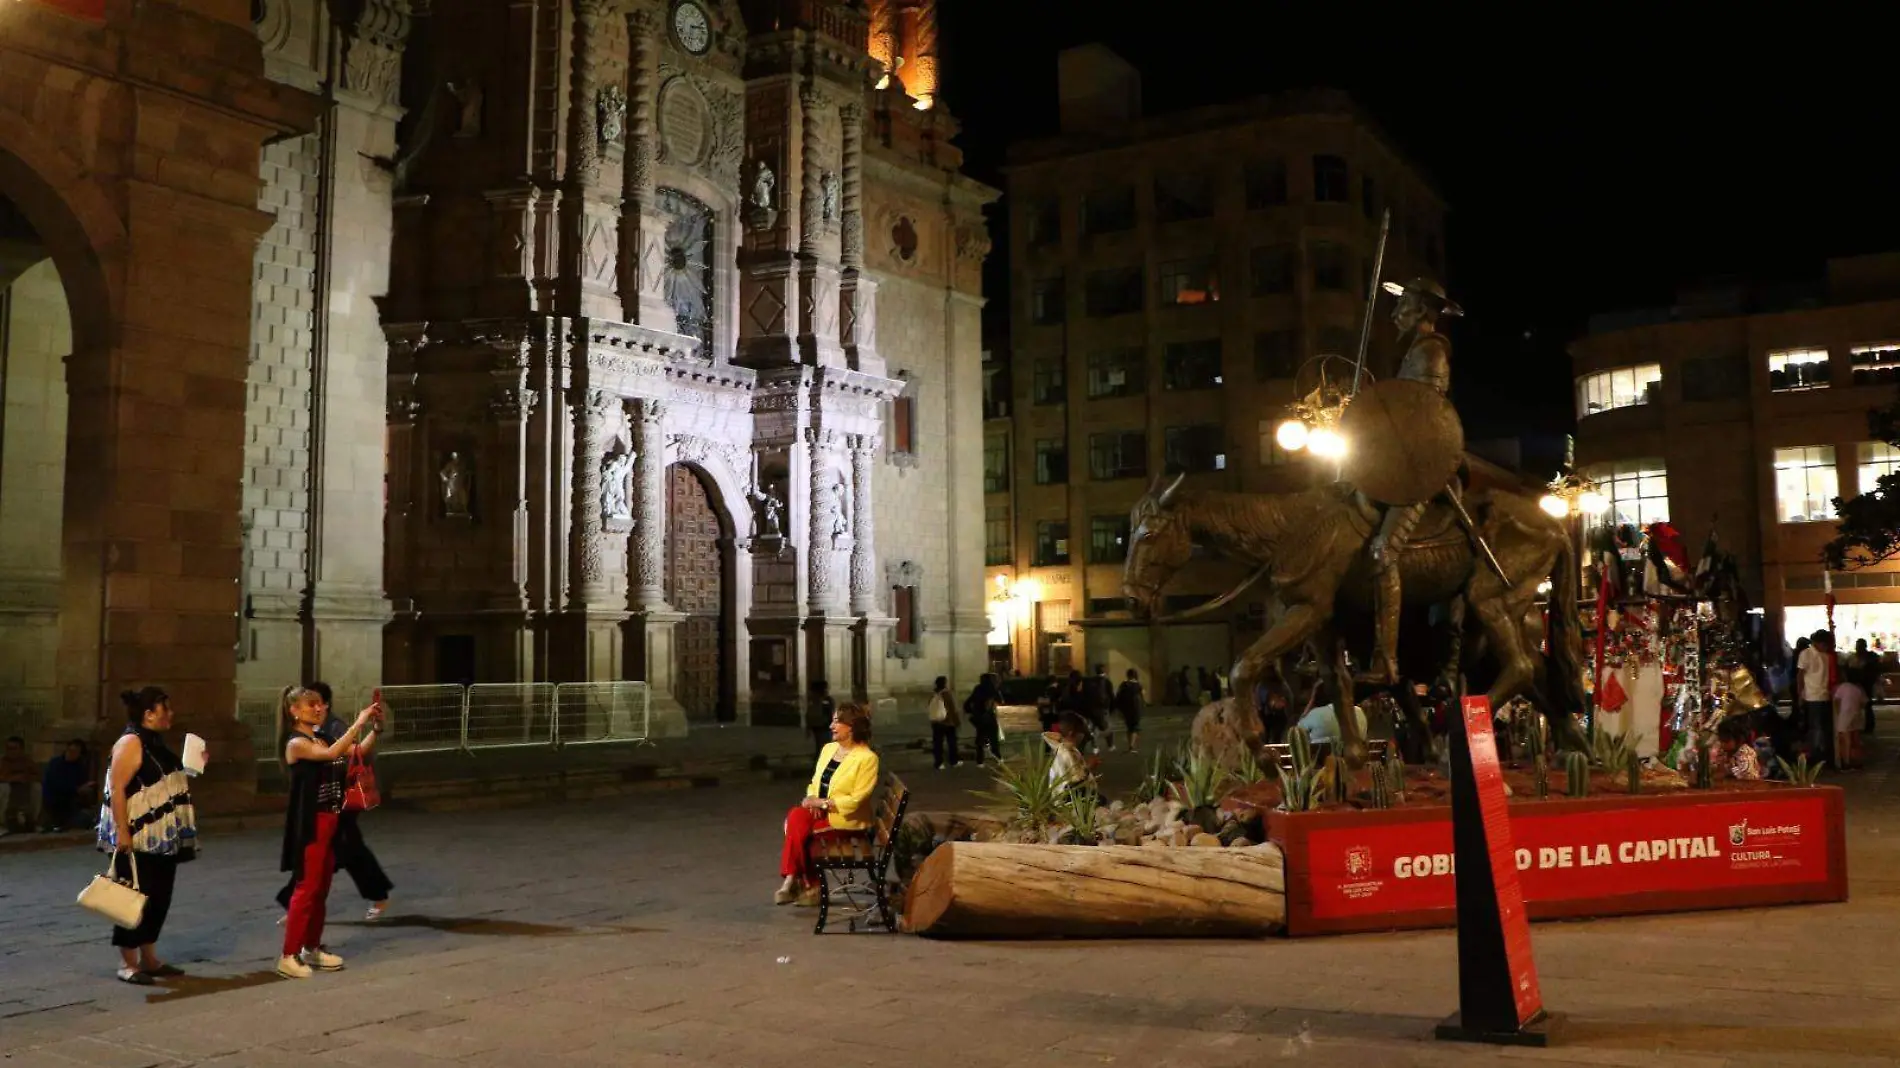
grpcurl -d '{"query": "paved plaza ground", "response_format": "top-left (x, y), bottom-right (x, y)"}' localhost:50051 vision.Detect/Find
top-left (5, 737), bottom-right (1900, 1067)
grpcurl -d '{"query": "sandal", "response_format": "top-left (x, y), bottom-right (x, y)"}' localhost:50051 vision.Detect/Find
top-left (115, 967), bottom-right (154, 986)
top-left (143, 963), bottom-right (185, 978)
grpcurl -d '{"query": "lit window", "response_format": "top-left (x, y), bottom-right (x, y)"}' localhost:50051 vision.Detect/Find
top-left (1035, 521), bottom-right (1070, 567)
top-left (1768, 348), bottom-right (1830, 392)
top-left (1575, 364), bottom-right (1662, 418)
top-left (1086, 347), bottom-right (1144, 399)
top-left (1858, 442), bottom-right (1900, 497)
top-left (1586, 459), bottom-right (1669, 528)
top-left (1851, 343), bottom-right (1900, 385)
top-left (983, 436), bottom-right (1009, 493)
top-left (1159, 257), bottom-right (1220, 306)
top-left (1089, 515), bottom-right (1131, 564)
top-left (1774, 446), bottom-right (1839, 523)
top-left (984, 503), bottom-right (1010, 566)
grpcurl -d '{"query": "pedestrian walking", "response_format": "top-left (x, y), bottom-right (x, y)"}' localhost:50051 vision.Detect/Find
top-left (1114, 669), bottom-right (1145, 753)
top-left (1085, 664), bottom-right (1114, 752)
top-left (929, 675), bottom-right (961, 769)
top-left (276, 683), bottom-right (392, 923)
top-left (965, 673), bottom-right (1003, 763)
top-left (99, 687), bottom-right (199, 986)
top-left (277, 685), bottom-right (381, 979)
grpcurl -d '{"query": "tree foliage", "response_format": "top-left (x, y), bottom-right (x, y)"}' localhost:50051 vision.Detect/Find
top-left (1824, 393), bottom-right (1900, 570)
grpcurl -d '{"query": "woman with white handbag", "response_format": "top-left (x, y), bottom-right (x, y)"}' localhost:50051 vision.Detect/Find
top-left (94, 687), bottom-right (198, 986)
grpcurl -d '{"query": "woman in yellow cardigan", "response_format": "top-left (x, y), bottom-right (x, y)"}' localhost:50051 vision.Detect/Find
top-left (776, 702), bottom-right (879, 907)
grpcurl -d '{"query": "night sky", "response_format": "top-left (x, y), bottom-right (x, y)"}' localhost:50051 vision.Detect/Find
top-left (937, 8), bottom-right (1899, 477)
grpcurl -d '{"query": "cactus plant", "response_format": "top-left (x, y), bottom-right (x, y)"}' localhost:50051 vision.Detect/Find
top-left (1277, 763), bottom-right (1319, 813)
top-left (1382, 748), bottom-right (1406, 805)
top-left (1370, 764), bottom-right (1392, 809)
top-left (1533, 752), bottom-right (1550, 800)
top-left (1319, 753), bottom-right (1351, 804)
top-left (1525, 712), bottom-right (1546, 761)
top-left (1625, 751), bottom-right (1642, 795)
top-left (1289, 726), bottom-right (1315, 775)
top-left (1565, 750), bottom-right (1590, 798)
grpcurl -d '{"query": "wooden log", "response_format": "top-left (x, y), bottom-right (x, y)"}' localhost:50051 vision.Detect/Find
top-left (904, 841), bottom-right (1287, 939)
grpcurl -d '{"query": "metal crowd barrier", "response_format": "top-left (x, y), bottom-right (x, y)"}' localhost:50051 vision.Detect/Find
top-left (553, 681), bottom-right (652, 747)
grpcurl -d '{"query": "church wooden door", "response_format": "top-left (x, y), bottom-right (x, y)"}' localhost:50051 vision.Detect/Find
top-left (665, 464), bottom-right (727, 721)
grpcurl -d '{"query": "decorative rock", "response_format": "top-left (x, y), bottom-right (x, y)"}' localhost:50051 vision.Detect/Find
top-left (1190, 833), bottom-right (1222, 848)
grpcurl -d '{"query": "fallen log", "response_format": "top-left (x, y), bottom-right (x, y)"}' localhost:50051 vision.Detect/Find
top-left (904, 841), bottom-right (1286, 939)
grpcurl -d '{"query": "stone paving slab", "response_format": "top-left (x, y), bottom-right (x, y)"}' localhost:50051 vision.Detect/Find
top-left (4, 741), bottom-right (1900, 1066)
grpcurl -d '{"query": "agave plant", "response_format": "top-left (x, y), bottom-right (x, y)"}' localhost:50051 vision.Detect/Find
top-left (1594, 727), bottom-right (1641, 770)
top-left (975, 739), bottom-right (1066, 834)
top-left (1171, 746), bottom-right (1233, 811)
top-left (1775, 753), bottom-right (1827, 787)
top-left (1129, 747), bottom-right (1172, 805)
top-left (1232, 746), bottom-right (1269, 787)
top-left (1055, 787), bottom-right (1104, 845)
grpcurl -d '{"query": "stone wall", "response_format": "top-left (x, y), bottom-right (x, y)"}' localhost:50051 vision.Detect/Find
top-left (0, 257), bottom-right (69, 724)
top-left (238, 133), bottom-right (320, 693)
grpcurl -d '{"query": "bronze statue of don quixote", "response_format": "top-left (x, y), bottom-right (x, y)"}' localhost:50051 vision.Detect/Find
top-left (1121, 216), bottom-right (1593, 766)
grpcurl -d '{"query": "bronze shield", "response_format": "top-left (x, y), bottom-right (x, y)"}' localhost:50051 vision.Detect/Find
top-left (1338, 379), bottom-right (1466, 506)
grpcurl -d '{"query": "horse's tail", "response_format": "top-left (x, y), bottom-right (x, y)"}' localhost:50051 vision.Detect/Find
top-left (1548, 531), bottom-right (1589, 716)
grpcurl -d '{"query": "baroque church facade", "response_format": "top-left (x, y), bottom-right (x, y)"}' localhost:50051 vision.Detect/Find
top-left (0, 0), bottom-right (991, 792)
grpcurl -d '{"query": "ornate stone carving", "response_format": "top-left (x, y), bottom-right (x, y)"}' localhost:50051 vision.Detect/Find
top-left (449, 80), bottom-right (484, 137)
top-left (744, 158), bottom-right (778, 232)
top-left (955, 222), bottom-right (993, 262)
top-left (601, 448), bottom-right (634, 522)
top-left (630, 398), bottom-right (668, 606)
top-left (666, 432), bottom-right (745, 484)
top-left (657, 187), bottom-right (715, 359)
top-left (746, 480), bottom-right (784, 538)
top-left (820, 171), bottom-right (840, 225)
top-left (340, 0), bottom-right (409, 105)
top-left (849, 433), bottom-right (878, 612)
top-left (704, 80), bottom-right (744, 185)
top-left (489, 384), bottom-right (539, 421)
top-left (597, 84), bottom-right (627, 148)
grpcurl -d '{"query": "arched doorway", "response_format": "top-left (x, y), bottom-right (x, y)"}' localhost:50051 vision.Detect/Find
top-left (664, 463), bottom-right (733, 722)
top-left (0, 190), bottom-right (72, 749)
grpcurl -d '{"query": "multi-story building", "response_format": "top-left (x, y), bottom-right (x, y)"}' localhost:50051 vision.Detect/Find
top-left (986, 46), bottom-right (1446, 685)
top-left (1571, 252), bottom-right (1900, 651)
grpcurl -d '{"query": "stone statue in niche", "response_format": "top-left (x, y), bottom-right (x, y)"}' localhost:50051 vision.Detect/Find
top-left (747, 479), bottom-right (784, 538)
top-left (819, 171), bottom-right (841, 224)
top-left (830, 472), bottom-right (851, 543)
top-left (440, 451), bottom-right (471, 518)
top-left (447, 80), bottom-right (484, 138)
top-left (744, 158), bottom-right (778, 232)
top-left (597, 84), bottom-right (627, 148)
top-left (601, 449), bottom-right (634, 522)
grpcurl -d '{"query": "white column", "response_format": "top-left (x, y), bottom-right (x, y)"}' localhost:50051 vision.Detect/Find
top-left (849, 433), bottom-right (878, 616)
top-left (630, 398), bottom-right (669, 608)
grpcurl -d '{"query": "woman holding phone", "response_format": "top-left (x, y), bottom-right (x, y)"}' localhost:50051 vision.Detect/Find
top-left (276, 686), bottom-right (380, 979)
top-left (275, 682), bottom-right (392, 922)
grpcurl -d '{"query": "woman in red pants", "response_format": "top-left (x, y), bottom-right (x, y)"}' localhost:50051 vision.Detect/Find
top-left (775, 703), bottom-right (878, 907)
top-left (276, 685), bottom-right (380, 979)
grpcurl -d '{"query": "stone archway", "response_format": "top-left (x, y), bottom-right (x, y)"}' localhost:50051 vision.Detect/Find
top-left (664, 462), bottom-right (735, 722)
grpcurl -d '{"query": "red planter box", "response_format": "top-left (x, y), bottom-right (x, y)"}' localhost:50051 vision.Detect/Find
top-left (1269, 786), bottom-right (1848, 937)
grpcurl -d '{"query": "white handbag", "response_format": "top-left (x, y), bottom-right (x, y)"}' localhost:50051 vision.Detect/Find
top-left (77, 851), bottom-right (147, 929)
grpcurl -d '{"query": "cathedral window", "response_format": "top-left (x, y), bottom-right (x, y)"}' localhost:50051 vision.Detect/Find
top-left (657, 187), bottom-right (714, 358)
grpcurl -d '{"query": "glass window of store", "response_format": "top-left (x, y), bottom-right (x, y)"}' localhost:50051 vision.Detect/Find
top-left (1774, 446), bottom-right (1839, 523)
top-left (1587, 458), bottom-right (1670, 528)
top-left (1575, 364), bottom-right (1663, 418)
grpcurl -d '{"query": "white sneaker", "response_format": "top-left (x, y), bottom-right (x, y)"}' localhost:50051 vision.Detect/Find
top-left (301, 947), bottom-right (345, 971)
top-left (276, 955), bottom-right (313, 979)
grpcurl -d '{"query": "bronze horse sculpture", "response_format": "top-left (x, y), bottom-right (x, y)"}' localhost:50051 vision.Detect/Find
top-left (1123, 475), bottom-right (1593, 763)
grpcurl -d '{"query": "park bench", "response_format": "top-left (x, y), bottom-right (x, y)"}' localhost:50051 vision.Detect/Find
top-left (810, 772), bottom-right (909, 934)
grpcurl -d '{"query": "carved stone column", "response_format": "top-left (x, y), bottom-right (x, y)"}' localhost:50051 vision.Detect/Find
top-left (797, 84), bottom-right (844, 367)
top-left (619, 7), bottom-right (672, 326)
top-left (564, 0), bottom-right (619, 317)
top-left (629, 398), bottom-right (670, 609)
top-left (838, 101), bottom-right (882, 374)
top-left (625, 397), bottom-right (688, 732)
top-left (569, 388), bottom-right (617, 606)
top-left (848, 433), bottom-right (878, 616)
top-left (488, 375), bottom-right (538, 680)
top-left (806, 427), bottom-right (841, 615)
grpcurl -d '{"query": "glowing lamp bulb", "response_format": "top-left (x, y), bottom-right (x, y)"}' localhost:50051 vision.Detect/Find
top-left (1539, 494), bottom-right (1570, 519)
top-left (1275, 420), bottom-right (1310, 452)
top-left (1307, 427), bottom-right (1347, 459)
top-left (1577, 490), bottom-right (1609, 517)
